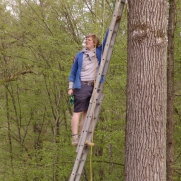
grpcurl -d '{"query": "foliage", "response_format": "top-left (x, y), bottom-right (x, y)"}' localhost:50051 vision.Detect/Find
top-left (0, 0), bottom-right (127, 180)
top-left (0, 0), bottom-right (180, 180)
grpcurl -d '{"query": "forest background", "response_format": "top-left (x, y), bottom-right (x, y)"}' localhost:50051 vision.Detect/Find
top-left (0, 0), bottom-right (180, 180)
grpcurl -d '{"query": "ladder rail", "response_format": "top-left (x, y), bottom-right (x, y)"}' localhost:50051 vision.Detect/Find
top-left (102, 0), bottom-right (126, 78)
top-left (74, 94), bottom-right (104, 181)
top-left (78, 0), bottom-right (125, 145)
top-left (92, 0), bottom-right (122, 92)
top-left (77, 0), bottom-right (126, 152)
top-left (75, 3), bottom-right (119, 154)
top-left (69, 1), bottom-right (126, 180)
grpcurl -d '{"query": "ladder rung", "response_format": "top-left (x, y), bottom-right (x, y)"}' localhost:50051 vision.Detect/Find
top-left (85, 141), bottom-right (94, 146)
top-left (79, 158), bottom-right (86, 161)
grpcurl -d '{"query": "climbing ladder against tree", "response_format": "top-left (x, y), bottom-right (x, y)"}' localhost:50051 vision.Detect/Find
top-left (69, 1), bottom-right (127, 180)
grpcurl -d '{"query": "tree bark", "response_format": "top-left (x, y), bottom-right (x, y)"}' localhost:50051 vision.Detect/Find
top-left (167, 0), bottom-right (176, 180)
top-left (125, 0), bottom-right (168, 180)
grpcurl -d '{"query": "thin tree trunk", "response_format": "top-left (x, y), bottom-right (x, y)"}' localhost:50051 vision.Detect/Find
top-left (167, 0), bottom-right (176, 180)
top-left (6, 90), bottom-right (14, 174)
top-left (125, 0), bottom-right (168, 180)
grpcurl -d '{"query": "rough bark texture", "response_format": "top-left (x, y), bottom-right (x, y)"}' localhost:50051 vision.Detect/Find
top-left (167, 0), bottom-right (175, 180)
top-left (125, 0), bottom-right (168, 180)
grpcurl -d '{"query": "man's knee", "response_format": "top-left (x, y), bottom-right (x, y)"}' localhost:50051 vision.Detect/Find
top-left (73, 112), bottom-right (82, 118)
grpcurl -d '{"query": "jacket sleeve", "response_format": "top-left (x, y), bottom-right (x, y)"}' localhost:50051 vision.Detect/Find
top-left (98, 29), bottom-right (109, 52)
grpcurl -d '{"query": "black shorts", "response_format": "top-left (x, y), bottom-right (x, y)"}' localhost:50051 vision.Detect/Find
top-left (73, 83), bottom-right (93, 112)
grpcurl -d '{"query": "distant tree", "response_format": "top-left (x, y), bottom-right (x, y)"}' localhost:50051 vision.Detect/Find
top-left (167, 0), bottom-right (176, 180)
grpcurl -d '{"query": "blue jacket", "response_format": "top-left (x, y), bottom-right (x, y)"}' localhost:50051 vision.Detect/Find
top-left (68, 30), bottom-right (109, 89)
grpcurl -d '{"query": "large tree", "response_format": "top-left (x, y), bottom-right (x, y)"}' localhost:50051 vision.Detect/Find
top-left (125, 0), bottom-right (168, 180)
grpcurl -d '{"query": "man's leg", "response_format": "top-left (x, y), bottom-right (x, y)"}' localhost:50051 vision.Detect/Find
top-left (71, 112), bottom-right (82, 146)
top-left (71, 112), bottom-right (82, 135)
top-left (79, 110), bottom-right (87, 134)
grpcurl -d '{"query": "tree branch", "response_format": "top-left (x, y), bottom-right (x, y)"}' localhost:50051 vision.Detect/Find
top-left (1, 70), bottom-right (36, 83)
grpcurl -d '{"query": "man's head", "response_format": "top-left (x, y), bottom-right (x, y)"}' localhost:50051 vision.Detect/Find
top-left (85, 34), bottom-right (100, 50)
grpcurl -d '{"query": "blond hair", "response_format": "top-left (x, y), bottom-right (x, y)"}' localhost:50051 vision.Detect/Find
top-left (86, 34), bottom-right (100, 48)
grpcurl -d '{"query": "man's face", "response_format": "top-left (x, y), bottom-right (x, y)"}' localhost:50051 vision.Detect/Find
top-left (86, 37), bottom-right (94, 50)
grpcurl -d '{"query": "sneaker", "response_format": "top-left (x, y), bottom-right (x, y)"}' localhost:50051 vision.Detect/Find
top-left (72, 134), bottom-right (79, 146)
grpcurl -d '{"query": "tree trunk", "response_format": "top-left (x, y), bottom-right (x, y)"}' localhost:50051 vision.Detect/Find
top-left (6, 90), bottom-right (14, 174)
top-left (125, 0), bottom-right (168, 180)
top-left (167, 0), bottom-right (176, 180)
